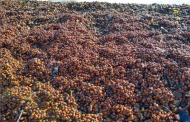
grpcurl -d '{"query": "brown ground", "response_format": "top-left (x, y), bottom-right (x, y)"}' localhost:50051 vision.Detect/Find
top-left (0, 0), bottom-right (190, 121)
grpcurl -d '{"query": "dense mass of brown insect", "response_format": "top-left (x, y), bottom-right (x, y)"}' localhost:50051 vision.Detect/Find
top-left (0, 0), bottom-right (190, 121)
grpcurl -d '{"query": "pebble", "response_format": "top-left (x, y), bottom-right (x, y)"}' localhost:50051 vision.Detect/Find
top-left (182, 27), bottom-right (187, 31)
top-left (173, 107), bottom-right (178, 112)
top-left (174, 91), bottom-right (182, 100)
top-left (107, 14), bottom-right (112, 20)
top-left (134, 103), bottom-right (140, 112)
top-left (143, 104), bottom-right (149, 109)
top-left (153, 90), bottom-right (158, 96)
top-left (135, 103), bottom-right (140, 108)
top-left (99, 42), bottom-right (104, 46)
top-left (113, 94), bottom-right (117, 99)
top-left (176, 114), bottom-right (180, 120)
top-left (177, 83), bottom-right (182, 89)
top-left (161, 26), bottom-right (164, 30)
top-left (173, 100), bottom-right (180, 107)
top-left (141, 11), bottom-right (146, 16)
top-left (135, 107), bottom-right (140, 112)
top-left (106, 117), bottom-right (112, 122)
top-left (170, 29), bottom-right (176, 34)
top-left (119, 100), bottom-right (124, 104)
top-left (188, 26), bottom-right (190, 31)
top-left (94, 106), bottom-right (99, 113)
top-left (144, 111), bottom-right (147, 117)
top-left (181, 23), bottom-right (186, 27)
top-left (185, 92), bottom-right (190, 97)
top-left (141, 107), bottom-right (144, 112)
top-left (47, 63), bottom-right (51, 69)
top-left (53, 66), bottom-right (59, 74)
top-left (161, 27), bottom-right (168, 33)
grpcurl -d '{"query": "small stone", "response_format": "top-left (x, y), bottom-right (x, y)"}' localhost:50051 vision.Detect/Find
top-left (90, 99), bottom-right (97, 106)
top-left (173, 107), bottom-right (178, 112)
top-left (137, 91), bottom-right (141, 95)
top-left (33, 92), bottom-right (37, 95)
top-left (185, 92), bottom-right (190, 97)
top-left (141, 11), bottom-right (146, 16)
top-left (174, 91), bottom-right (182, 99)
top-left (94, 63), bottom-right (98, 67)
top-left (140, 114), bottom-right (144, 120)
top-left (84, 107), bottom-right (87, 113)
top-left (94, 106), bottom-right (99, 113)
top-left (99, 42), bottom-right (104, 46)
top-left (147, 25), bottom-right (151, 29)
top-left (106, 117), bottom-right (112, 122)
top-left (113, 94), bottom-right (117, 99)
top-left (176, 114), bottom-right (180, 120)
top-left (143, 111), bottom-right (147, 117)
top-left (75, 96), bottom-right (79, 102)
top-left (182, 27), bottom-right (187, 31)
top-left (134, 103), bottom-right (140, 108)
top-left (182, 10), bottom-right (187, 15)
top-left (135, 107), bottom-right (140, 112)
top-left (170, 29), bottom-right (176, 34)
top-left (53, 66), bottom-right (59, 74)
top-left (153, 90), bottom-right (158, 95)
top-left (99, 109), bottom-right (103, 113)
top-left (119, 100), bottom-right (124, 104)
top-left (174, 100), bottom-right (180, 107)
top-left (47, 63), bottom-right (51, 69)
top-left (169, 103), bottom-right (175, 108)
top-left (107, 14), bottom-right (112, 20)
top-left (149, 87), bottom-right (153, 90)
top-left (188, 26), bottom-right (190, 31)
top-left (141, 107), bottom-right (144, 112)
top-left (177, 83), bottom-right (182, 89)
top-left (143, 104), bottom-right (149, 109)
top-left (162, 106), bottom-right (169, 110)
top-left (162, 29), bottom-right (168, 33)
top-left (181, 23), bottom-right (186, 27)
top-left (103, 29), bottom-right (108, 33)
top-left (152, 5), bottom-right (155, 9)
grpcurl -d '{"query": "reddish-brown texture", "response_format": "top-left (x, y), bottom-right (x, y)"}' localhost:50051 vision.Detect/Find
top-left (0, 0), bottom-right (190, 121)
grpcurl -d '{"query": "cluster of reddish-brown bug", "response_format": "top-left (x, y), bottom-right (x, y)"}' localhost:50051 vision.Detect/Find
top-left (0, 0), bottom-right (190, 121)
